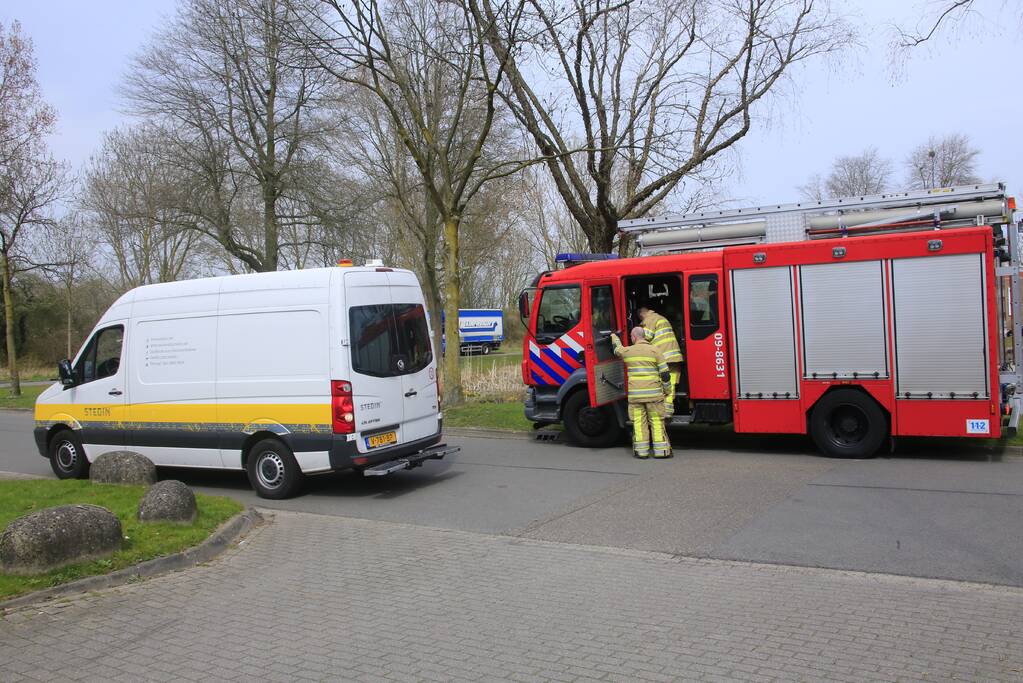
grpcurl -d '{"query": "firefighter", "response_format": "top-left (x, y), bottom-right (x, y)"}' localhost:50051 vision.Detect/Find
top-left (637, 304), bottom-right (683, 415)
top-left (611, 327), bottom-right (672, 459)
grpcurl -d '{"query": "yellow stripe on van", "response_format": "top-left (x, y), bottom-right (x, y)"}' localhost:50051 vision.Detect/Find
top-left (36, 403), bottom-right (331, 426)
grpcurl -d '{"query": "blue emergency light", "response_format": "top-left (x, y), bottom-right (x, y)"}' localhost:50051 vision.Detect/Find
top-left (555, 253), bottom-right (619, 267)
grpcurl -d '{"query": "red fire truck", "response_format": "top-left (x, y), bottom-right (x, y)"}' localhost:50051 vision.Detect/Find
top-left (519, 184), bottom-right (1022, 457)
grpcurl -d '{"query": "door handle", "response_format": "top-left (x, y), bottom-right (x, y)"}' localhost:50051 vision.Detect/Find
top-left (108, 389), bottom-right (123, 396)
top-left (404, 390), bottom-right (418, 398)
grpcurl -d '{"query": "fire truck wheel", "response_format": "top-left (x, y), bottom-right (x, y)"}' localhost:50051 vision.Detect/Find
top-left (562, 390), bottom-right (623, 448)
top-left (809, 389), bottom-right (887, 459)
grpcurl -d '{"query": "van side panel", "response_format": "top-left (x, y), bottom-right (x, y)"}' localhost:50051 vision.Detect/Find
top-left (120, 277), bottom-right (219, 466)
top-left (217, 271), bottom-right (333, 472)
top-left (129, 312), bottom-right (222, 467)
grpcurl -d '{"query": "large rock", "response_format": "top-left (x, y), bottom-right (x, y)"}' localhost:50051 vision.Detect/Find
top-left (137, 480), bottom-right (198, 524)
top-left (0, 505), bottom-right (122, 575)
top-left (90, 451), bottom-right (157, 485)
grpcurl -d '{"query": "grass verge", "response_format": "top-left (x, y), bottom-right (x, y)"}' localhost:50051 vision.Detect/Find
top-left (0, 385), bottom-right (47, 411)
top-left (0, 365), bottom-right (52, 383)
top-left (0, 479), bottom-right (243, 600)
top-left (444, 400), bottom-right (532, 432)
top-left (459, 346), bottom-right (522, 369)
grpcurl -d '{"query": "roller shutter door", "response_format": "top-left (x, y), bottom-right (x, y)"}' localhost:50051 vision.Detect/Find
top-left (730, 267), bottom-right (798, 399)
top-left (799, 260), bottom-right (887, 379)
top-left (892, 253), bottom-right (988, 399)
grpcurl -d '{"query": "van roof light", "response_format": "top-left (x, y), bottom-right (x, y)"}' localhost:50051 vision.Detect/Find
top-left (365, 259), bottom-right (384, 267)
top-left (337, 258), bottom-right (354, 267)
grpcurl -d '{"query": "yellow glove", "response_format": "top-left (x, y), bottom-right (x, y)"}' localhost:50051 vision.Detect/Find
top-left (610, 333), bottom-right (621, 346)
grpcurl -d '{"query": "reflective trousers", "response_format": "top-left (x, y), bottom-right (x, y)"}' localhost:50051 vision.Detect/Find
top-left (630, 401), bottom-right (669, 458)
top-left (664, 363), bottom-right (683, 414)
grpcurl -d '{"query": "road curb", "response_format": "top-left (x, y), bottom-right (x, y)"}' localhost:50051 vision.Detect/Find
top-left (444, 427), bottom-right (533, 440)
top-left (0, 471), bottom-right (45, 481)
top-left (0, 507), bottom-right (264, 613)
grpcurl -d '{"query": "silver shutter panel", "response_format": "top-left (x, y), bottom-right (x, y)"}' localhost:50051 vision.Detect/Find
top-left (731, 267), bottom-right (798, 398)
top-left (893, 253), bottom-right (988, 398)
top-left (800, 260), bottom-right (887, 379)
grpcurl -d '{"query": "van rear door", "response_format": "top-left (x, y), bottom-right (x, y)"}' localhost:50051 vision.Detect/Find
top-left (345, 271), bottom-right (407, 452)
top-left (388, 273), bottom-right (439, 443)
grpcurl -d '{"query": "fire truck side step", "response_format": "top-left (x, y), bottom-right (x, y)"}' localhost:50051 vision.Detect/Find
top-left (534, 430), bottom-right (562, 442)
top-left (362, 444), bottom-right (459, 476)
top-left (667, 415), bottom-right (693, 427)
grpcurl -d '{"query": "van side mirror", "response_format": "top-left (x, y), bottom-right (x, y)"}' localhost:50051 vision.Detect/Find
top-left (58, 359), bottom-right (76, 388)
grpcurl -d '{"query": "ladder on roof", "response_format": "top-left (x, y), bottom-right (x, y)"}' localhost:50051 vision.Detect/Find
top-left (619, 182), bottom-right (1023, 434)
top-left (620, 183), bottom-right (1011, 255)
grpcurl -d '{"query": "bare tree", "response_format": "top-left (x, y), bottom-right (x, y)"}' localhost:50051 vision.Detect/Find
top-left (0, 154), bottom-right (67, 396)
top-left (0, 21), bottom-right (55, 171)
top-left (905, 133), bottom-right (981, 189)
top-left (895, 1), bottom-right (976, 48)
top-left (799, 147), bottom-right (893, 200)
top-left (82, 125), bottom-right (202, 287)
top-left (42, 213), bottom-right (93, 358)
top-left (125, 0), bottom-right (334, 272)
top-left (302, 0), bottom-right (526, 405)
top-left (470, 0), bottom-right (851, 253)
top-left (0, 21), bottom-right (58, 396)
top-left (337, 88), bottom-right (447, 354)
top-left (517, 166), bottom-right (589, 269)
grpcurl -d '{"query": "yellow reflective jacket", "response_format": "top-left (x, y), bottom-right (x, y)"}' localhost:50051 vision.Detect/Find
top-left (641, 310), bottom-right (683, 363)
top-left (611, 337), bottom-right (670, 403)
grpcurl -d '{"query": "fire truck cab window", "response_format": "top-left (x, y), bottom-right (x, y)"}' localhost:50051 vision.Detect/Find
top-left (624, 274), bottom-right (684, 344)
top-left (536, 286), bottom-right (581, 338)
top-left (688, 275), bottom-right (719, 340)
top-left (590, 286), bottom-right (616, 335)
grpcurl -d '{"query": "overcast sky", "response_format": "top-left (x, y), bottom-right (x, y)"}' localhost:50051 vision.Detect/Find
top-left (4, 0), bottom-right (1021, 207)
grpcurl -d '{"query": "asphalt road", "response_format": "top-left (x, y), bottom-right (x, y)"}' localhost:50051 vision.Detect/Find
top-left (3, 409), bottom-right (1022, 586)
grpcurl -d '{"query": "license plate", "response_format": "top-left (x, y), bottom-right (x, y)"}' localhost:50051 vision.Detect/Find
top-left (366, 431), bottom-right (398, 449)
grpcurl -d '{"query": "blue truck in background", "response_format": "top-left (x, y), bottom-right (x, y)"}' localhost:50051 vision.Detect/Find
top-left (441, 309), bottom-right (504, 355)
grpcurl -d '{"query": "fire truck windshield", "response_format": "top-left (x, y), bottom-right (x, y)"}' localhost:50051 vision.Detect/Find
top-left (535, 286), bottom-right (581, 339)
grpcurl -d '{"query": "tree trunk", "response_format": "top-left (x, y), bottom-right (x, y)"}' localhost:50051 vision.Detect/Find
top-left (65, 283), bottom-right (73, 358)
top-left (1, 251), bottom-right (21, 397)
top-left (586, 214), bottom-right (617, 254)
top-left (422, 248), bottom-right (443, 366)
top-left (262, 182), bottom-right (279, 272)
top-left (442, 216), bottom-right (464, 406)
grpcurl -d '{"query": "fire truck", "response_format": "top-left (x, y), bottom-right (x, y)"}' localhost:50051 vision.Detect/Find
top-left (519, 183), bottom-right (1023, 458)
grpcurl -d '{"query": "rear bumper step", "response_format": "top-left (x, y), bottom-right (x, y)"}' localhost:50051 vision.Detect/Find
top-left (361, 443), bottom-right (459, 476)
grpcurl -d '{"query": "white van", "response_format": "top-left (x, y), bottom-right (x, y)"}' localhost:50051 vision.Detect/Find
top-left (33, 265), bottom-right (455, 498)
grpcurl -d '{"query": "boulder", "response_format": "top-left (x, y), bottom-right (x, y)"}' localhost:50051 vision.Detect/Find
top-left (137, 480), bottom-right (198, 524)
top-left (90, 451), bottom-right (157, 485)
top-left (0, 504), bottom-right (122, 575)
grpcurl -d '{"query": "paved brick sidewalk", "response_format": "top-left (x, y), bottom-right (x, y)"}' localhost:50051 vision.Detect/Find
top-left (1, 511), bottom-right (1020, 682)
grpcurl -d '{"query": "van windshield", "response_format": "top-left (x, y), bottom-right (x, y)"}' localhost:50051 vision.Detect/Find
top-left (350, 303), bottom-right (433, 377)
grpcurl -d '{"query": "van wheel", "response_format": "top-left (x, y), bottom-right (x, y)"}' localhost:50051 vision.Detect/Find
top-left (809, 389), bottom-right (887, 459)
top-left (562, 390), bottom-right (622, 448)
top-left (482, 345), bottom-right (491, 355)
top-left (49, 430), bottom-right (89, 479)
top-left (246, 439), bottom-right (304, 499)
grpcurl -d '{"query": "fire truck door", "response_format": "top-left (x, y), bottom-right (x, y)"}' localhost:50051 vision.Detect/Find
top-left (585, 281), bottom-right (626, 406)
